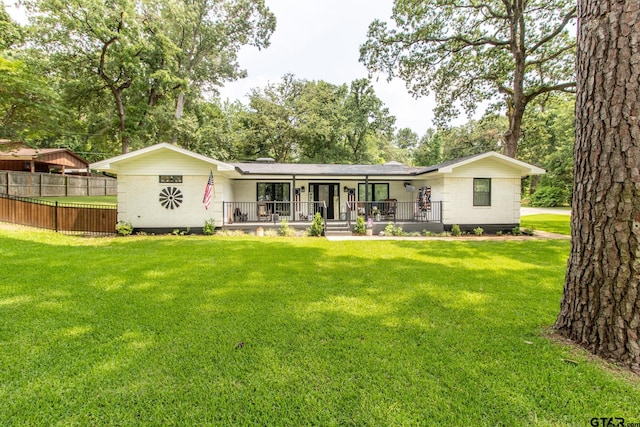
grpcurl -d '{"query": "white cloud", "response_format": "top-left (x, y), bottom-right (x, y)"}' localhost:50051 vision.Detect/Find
top-left (217, 0), bottom-right (439, 136)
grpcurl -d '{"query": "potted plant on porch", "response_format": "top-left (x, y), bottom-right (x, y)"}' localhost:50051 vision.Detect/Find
top-left (365, 217), bottom-right (374, 236)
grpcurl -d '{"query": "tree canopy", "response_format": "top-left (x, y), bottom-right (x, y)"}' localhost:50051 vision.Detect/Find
top-left (360, 0), bottom-right (576, 158)
top-left (235, 74), bottom-right (397, 164)
top-left (21, 0), bottom-right (275, 154)
top-left (1, 0), bottom-right (578, 182)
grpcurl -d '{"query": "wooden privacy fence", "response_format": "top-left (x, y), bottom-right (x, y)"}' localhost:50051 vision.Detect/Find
top-left (0, 193), bottom-right (117, 234)
top-left (0, 170), bottom-right (117, 197)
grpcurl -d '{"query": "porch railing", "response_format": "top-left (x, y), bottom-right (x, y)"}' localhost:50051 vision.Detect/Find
top-left (345, 201), bottom-right (442, 223)
top-left (223, 201), bottom-right (328, 225)
top-left (224, 200), bottom-right (442, 225)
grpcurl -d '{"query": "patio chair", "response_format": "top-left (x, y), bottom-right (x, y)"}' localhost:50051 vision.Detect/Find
top-left (257, 202), bottom-right (269, 221)
top-left (233, 207), bottom-right (247, 223)
top-left (383, 199), bottom-right (397, 220)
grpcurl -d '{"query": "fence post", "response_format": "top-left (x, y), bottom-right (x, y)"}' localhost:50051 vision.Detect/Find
top-left (54, 201), bottom-right (58, 233)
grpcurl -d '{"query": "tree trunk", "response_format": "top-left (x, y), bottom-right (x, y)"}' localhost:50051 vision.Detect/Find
top-left (173, 92), bottom-right (186, 145)
top-left (503, 104), bottom-right (524, 159)
top-left (109, 86), bottom-right (129, 154)
top-left (115, 91), bottom-right (129, 154)
top-left (554, 0), bottom-right (640, 372)
top-left (502, 1), bottom-right (527, 159)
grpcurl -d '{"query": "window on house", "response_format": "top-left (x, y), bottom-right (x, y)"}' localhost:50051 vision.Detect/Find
top-left (159, 175), bottom-right (183, 183)
top-left (257, 182), bottom-right (291, 217)
top-left (473, 178), bottom-right (491, 206)
top-left (256, 183), bottom-right (290, 201)
top-left (357, 183), bottom-right (389, 201)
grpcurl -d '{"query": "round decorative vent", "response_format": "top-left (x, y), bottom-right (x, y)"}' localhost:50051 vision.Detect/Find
top-left (159, 187), bottom-right (183, 209)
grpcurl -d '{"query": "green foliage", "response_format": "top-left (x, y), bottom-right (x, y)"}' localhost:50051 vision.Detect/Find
top-left (308, 212), bottom-right (324, 237)
top-left (354, 216), bottom-right (366, 235)
top-left (238, 75), bottom-right (396, 163)
top-left (19, 0), bottom-right (275, 154)
top-left (439, 117), bottom-right (504, 161)
top-left (384, 222), bottom-right (404, 236)
top-left (0, 3), bottom-right (23, 51)
top-left (0, 55), bottom-right (63, 142)
top-left (451, 224), bottom-right (461, 236)
top-left (512, 226), bottom-right (522, 236)
top-left (203, 218), bottom-right (215, 236)
top-left (522, 228), bottom-right (535, 236)
top-left (360, 0), bottom-right (577, 157)
top-left (473, 227), bottom-right (484, 236)
top-left (414, 129), bottom-right (442, 166)
top-left (115, 221), bottom-right (133, 236)
top-left (530, 186), bottom-right (569, 207)
top-left (520, 94), bottom-right (575, 201)
top-left (279, 219), bottom-right (295, 237)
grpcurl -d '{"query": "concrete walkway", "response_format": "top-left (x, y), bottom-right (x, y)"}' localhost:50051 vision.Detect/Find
top-left (326, 231), bottom-right (569, 241)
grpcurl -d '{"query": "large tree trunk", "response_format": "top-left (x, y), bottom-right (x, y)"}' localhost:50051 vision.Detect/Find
top-left (172, 92), bottom-right (186, 145)
top-left (554, 0), bottom-right (640, 372)
top-left (503, 101), bottom-right (525, 159)
top-left (112, 88), bottom-right (129, 154)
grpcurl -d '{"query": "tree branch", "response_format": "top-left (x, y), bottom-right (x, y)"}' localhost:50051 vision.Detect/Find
top-left (526, 43), bottom-right (576, 68)
top-left (524, 82), bottom-right (576, 103)
top-left (527, 6), bottom-right (577, 55)
top-left (458, 2), bottom-right (509, 19)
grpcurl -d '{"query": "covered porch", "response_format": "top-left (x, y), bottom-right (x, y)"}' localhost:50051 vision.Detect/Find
top-left (221, 200), bottom-right (443, 234)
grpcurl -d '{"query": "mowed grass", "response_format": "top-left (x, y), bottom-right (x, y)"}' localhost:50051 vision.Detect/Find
top-left (1, 228), bottom-right (638, 426)
top-left (522, 214), bottom-right (572, 235)
top-left (34, 195), bottom-right (117, 206)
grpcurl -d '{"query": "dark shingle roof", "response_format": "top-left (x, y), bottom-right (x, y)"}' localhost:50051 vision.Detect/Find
top-left (230, 162), bottom-right (430, 176)
top-left (230, 152), bottom-right (487, 177)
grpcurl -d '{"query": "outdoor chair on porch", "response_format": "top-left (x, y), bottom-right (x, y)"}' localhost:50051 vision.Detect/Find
top-left (233, 207), bottom-right (247, 223)
top-left (382, 199), bottom-right (397, 220)
top-left (257, 202), bottom-right (269, 221)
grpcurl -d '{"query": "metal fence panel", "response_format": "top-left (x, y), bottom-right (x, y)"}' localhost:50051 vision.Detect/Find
top-left (0, 194), bottom-right (116, 234)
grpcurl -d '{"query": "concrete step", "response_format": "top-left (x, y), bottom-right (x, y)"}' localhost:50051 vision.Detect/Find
top-left (324, 222), bottom-right (352, 237)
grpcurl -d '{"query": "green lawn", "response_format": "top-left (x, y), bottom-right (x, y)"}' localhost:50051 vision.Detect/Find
top-left (1, 228), bottom-right (638, 425)
top-left (34, 195), bottom-right (117, 206)
top-left (522, 214), bottom-right (572, 235)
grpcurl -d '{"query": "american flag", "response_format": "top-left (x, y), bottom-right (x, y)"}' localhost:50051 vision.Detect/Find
top-left (203, 170), bottom-right (214, 210)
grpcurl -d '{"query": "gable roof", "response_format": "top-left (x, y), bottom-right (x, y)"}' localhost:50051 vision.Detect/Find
top-left (90, 142), bottom-right (235, 173)
top-left (0, 142), bottom-right (90, 168)
top-left (423, 151), bottom-right (546, 175)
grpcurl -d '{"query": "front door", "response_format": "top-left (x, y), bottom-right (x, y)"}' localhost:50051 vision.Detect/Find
top-left (311, 183), bottom-right (339, 220)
